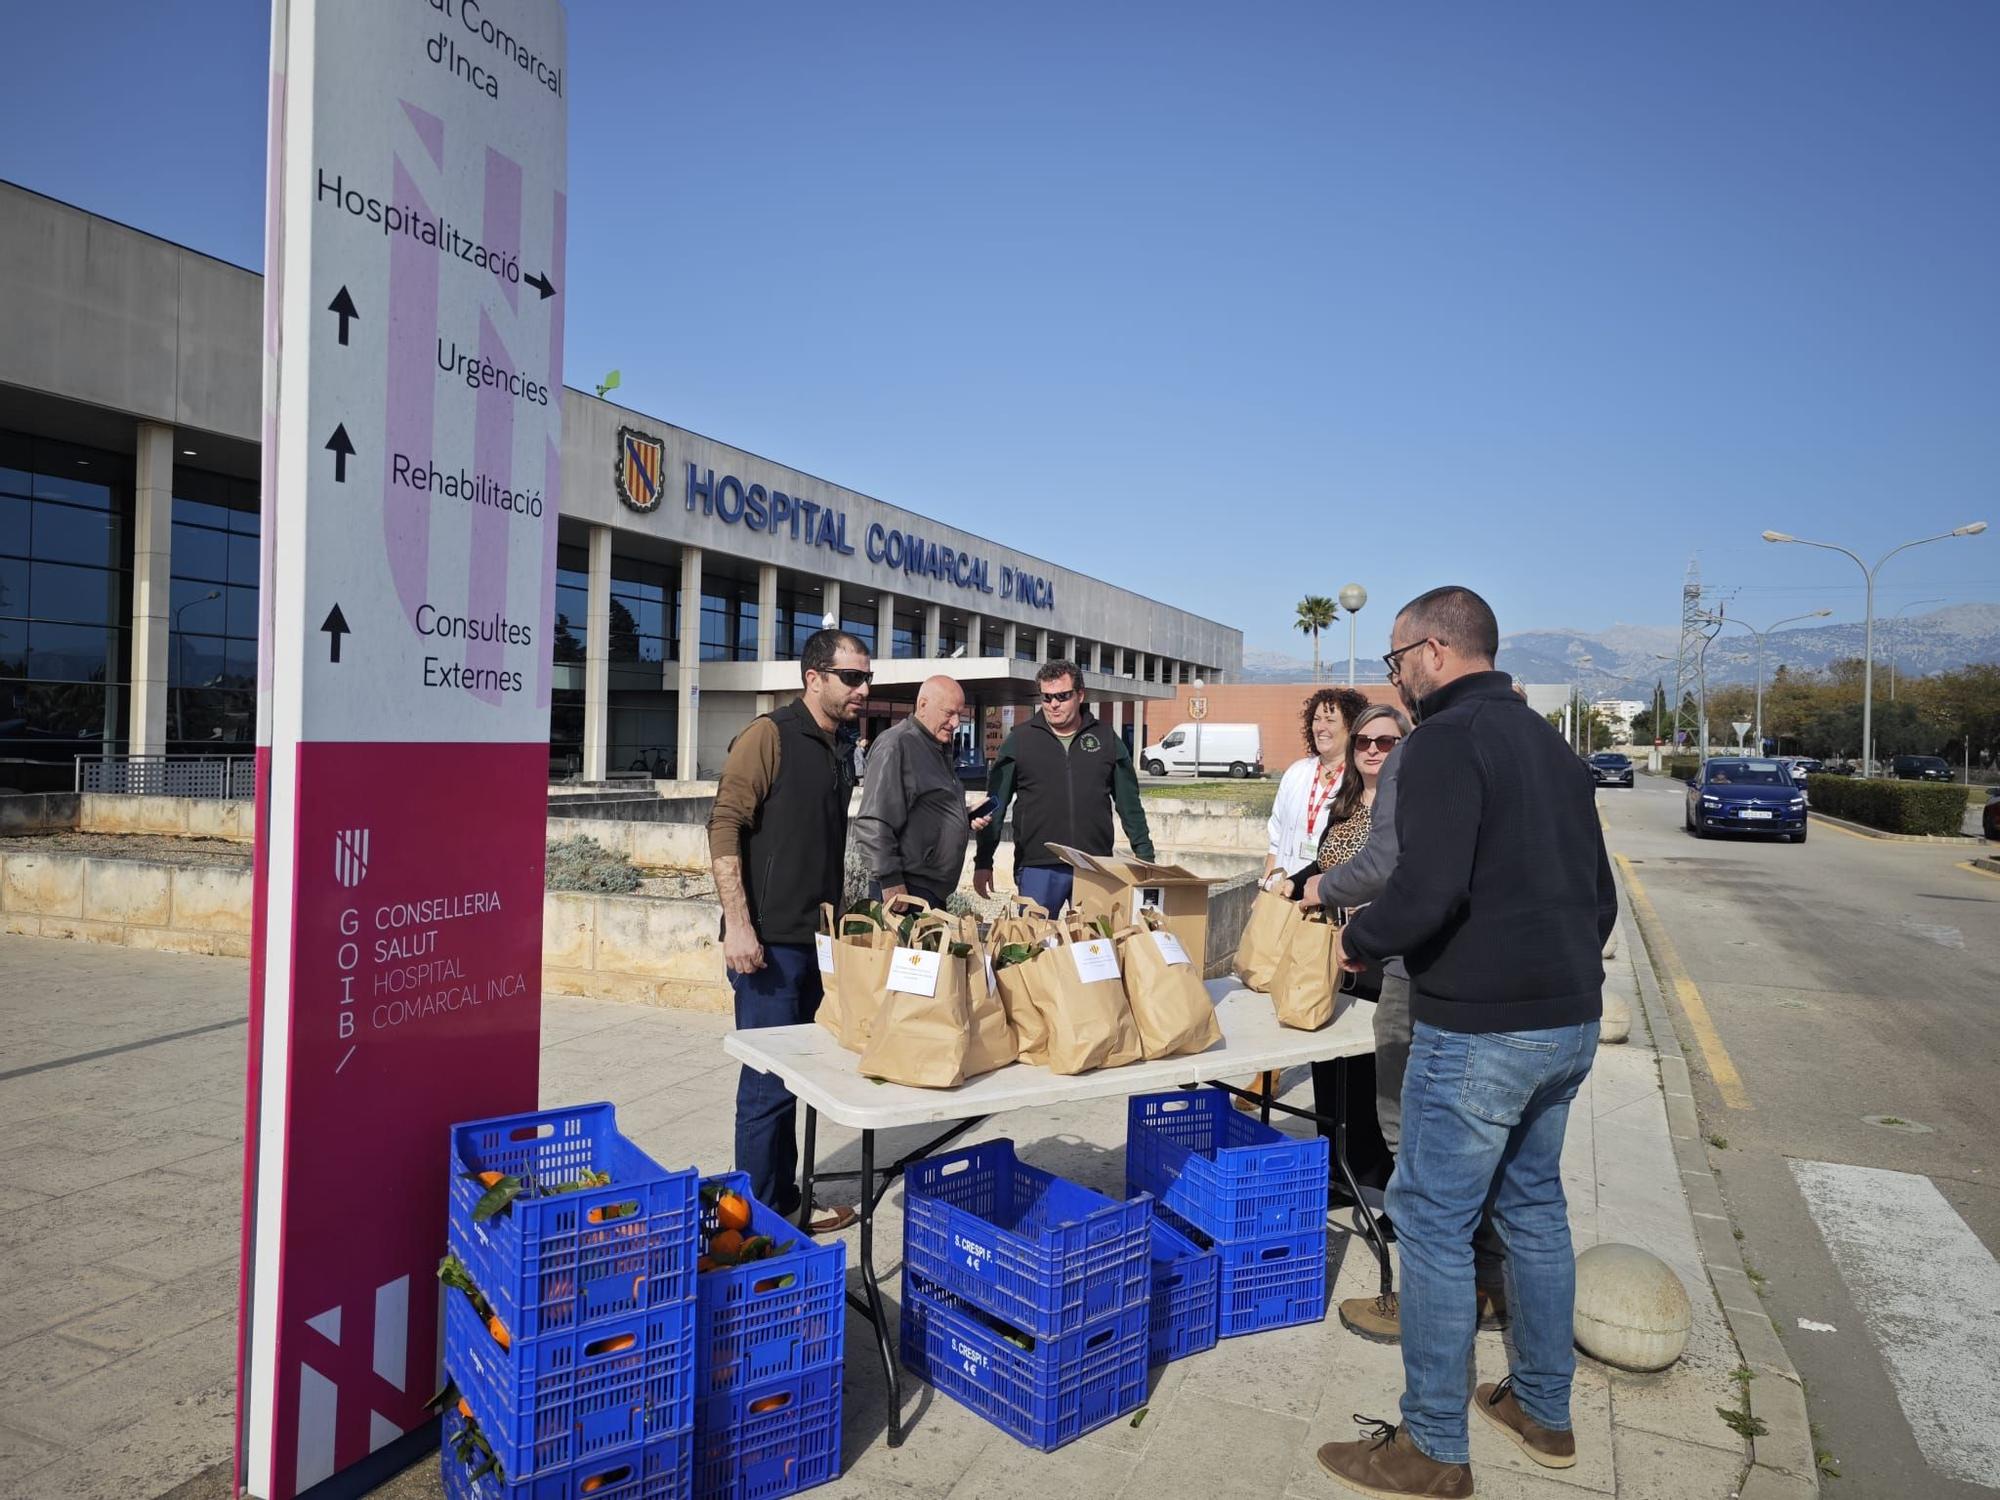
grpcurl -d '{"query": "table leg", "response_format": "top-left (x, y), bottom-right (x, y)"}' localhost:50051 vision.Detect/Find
top-left (855, 1128), bottom-right (904, 1447)
top-left (1331, 1057), bottom-right (1394, 1296)
top-left (796, 1105), bottom-right (819, 1231)
top-left (1259, 1068), bottom-right (1273, 1126)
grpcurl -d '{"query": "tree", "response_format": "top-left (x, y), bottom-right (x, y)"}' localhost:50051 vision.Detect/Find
top-left (1294, 595), bottom-right (1337, 682)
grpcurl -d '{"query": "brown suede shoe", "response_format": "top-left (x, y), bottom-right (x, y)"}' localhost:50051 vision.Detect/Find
top-left (1339, 1292), bottom-right (1401, 1343)
top-left (1475, 1283), bottom-right (1509, 1329)
top-left (1318, 1419), bottom-right (1473, 1498)
top-left (1474, 1378), bottom-right (1576, 1469)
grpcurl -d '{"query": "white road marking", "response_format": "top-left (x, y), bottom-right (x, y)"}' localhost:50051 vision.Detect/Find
top-left (1797, 1318), bottom-right (1838, 1333)
top-left (1896, 915), bottom-right (1964, 948)
top-left (1792, 1159), bottom-right (2000, 1487)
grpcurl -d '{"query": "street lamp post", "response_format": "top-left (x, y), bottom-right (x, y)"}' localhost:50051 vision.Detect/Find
top-left (1190, 677), bottom-right (1205, 776)
top-left (1763, 524), bottom-right (1986, 776)
top-left (1694, 619), bottom-right (1722, 762)
top-left (172, 591), bottom-right (221, 748)
top-left (1697, 608), bottom-right (1832, 753)
top-left (1338, 584), bottom-right (1367, 687)
top-left (1573, 654), bottom-right (1593, 754)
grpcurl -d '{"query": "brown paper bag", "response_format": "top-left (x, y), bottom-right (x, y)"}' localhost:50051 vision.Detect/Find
top-left (942, 911), bottom-right (1018, 1078)
top-left (986, 898), bottom-right (1056, 1064)
top-left (1116, 909), bottom-right (1223, 1060)
top-left (1033, 918), bottom-right (1145, 1075)
top-left (1269, 907), bottom-right (1341, 1030)
top-left (856, 917), bottom-right (973, 1088)
top-left (819, 904), bottom-right (898, 1051)
top-left (1237, 885), bottom-right (1303, 992)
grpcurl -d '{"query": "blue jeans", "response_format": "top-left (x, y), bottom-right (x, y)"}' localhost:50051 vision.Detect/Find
top-left (1017, 864), bottom-right (1074, 916)
top-left (1386, 1019), bottom-right (1599, 1465)
top-left (730, 942), bottom-right (823, 1211)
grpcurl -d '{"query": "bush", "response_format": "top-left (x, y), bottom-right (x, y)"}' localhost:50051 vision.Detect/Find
top-left (1663, 756), bottom-right (1700, 782)
top-left (1804, 777), bottom-right (1968, 836)
top-left (545, 835), bottom-right (642, 893)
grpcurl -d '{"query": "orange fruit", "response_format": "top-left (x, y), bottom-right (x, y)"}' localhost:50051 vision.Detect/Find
top-left (487, 1313), bottom-right (511, 1350)
top-left (714, 1193), bottom-right (752, 1232)
top-left (709, 1229), bottom-right (745, 1260)
top-left (456, 1396), bottom-right (474, 1421)
top-left (749, 1394), bottom-right (787, 1415)
top-left (697, 1255), bottom-right (717, 1274)
top-left (476, 1170), bottom-right (506, 1188)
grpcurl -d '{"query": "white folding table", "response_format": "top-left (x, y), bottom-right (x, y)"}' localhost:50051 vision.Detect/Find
top-left (721, 980), bottom-right (1388, 1446)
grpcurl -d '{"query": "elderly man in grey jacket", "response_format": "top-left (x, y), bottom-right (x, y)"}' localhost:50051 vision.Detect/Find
top-left (1304, 751), bottom-right (1507, 1342)
top-left (853, 676), bottom-right (986, 907)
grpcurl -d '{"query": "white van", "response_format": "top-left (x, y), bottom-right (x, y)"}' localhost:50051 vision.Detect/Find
top-left (1140, 723), bottom-right (1263, 779)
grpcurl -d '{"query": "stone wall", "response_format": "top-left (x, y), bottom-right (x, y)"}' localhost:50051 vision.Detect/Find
top-left (0, 793), bottom-right (80, 836)
top-left (77, 794), bottom-right (254, 841)
top-left (0, 849), bottom-right (252, 956)
top-left (542, 891), bottom-right (730, 1013)
top-left (550, 816), bottom-right (711, 871)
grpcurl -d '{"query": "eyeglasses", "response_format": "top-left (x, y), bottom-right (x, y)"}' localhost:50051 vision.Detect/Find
top-left (1040, 688), bottom-right (1078, 703)
top-left (825, 668), bottom-right (873, 688)
top-left (1381, 638), bottom-right (1437, 684)
top-left (1354, 734), bottom-right (1403, 754)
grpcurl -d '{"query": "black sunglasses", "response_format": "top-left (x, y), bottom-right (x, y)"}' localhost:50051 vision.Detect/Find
top-left (824, 668), bottom-right (873, 688)
top-left (1040, 688), bottom-right (1077, 703)
top-left (1353, 734), bottom-right (1403, 753)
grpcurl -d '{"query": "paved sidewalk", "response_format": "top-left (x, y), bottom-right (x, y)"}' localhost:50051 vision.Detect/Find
top-left (0, 916), bottom-right (1753, 1500)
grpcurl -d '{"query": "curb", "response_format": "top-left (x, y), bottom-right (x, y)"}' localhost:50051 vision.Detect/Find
top-left (1967, 857), bottom-right (2000, 878)
top-left (1807, 810), bottom-right (1979, 844)
top-left (1610, 856), bottom-right (1821, 1496)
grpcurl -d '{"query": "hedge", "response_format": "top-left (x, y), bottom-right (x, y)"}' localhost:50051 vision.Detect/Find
top-left (1804, 776), bottom-right (1968, 836)
top-left (1663, 756), bottom-right (1700, 781)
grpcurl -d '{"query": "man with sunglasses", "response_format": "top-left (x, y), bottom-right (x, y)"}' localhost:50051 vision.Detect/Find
top-left (971, 659), bottom-right (1155, 914)
top-left (707, 628), bottom-right (872, 1233)
top-left (1315, 587), bottom-right (1615, 1500)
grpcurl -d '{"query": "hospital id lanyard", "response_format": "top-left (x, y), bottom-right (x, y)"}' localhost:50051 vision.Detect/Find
top-left (1306, 764), bottom-right (1339, 837)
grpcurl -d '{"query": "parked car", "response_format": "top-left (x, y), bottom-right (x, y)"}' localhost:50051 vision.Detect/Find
top-left (1784, 756), bottom-right (1824, 778)
top-left (1685, 758), bottom-right (1808, 842)
top-left (1891, 755), bottom-right (1953, 782)
top-left (1140, 722), bottom-right (1263, 779)
top-left (1984, 787), bottom-right (1999, 842)
top-left (1588, 751), bottom-right (1635, 787)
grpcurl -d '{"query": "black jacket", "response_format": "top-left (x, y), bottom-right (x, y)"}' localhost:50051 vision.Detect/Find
top-left (1342, 671), bottom-right (1615, 1033)
top-left (737, 700), bottom-right (851, 944)
top-left (974, 708), bottom-right (1155, 872)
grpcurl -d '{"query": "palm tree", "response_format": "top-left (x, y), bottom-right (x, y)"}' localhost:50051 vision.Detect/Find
top-left (1295, 595), bottom-right (1338, 683)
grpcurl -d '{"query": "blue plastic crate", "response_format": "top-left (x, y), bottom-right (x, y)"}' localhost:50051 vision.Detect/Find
top-left (903, 1139), bottom-right (1151, 1341)
top-left (450, 1103), bottom-right (700, 1341)
top-left (1147, 1215), bottom-right (1218, 1366)
top-left (692, 1364), bottom-right (843, 1500)
top-left (900, 1272), bottom-right (1148, 1452)
top-left (447, 1289), bottom-right (696, 1479)
top-left (1160, 1207), bottom-right (1329, 1337)
top-left (440, 1407), bottom-right (691, 1500)
top-left (1126, 1091), bottom-right (1329, 1242)
top-left (695, 1174), bottom-right (845, 1397)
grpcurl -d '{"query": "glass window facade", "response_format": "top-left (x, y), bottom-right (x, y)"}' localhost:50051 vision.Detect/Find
top-left (169, 465), bottom-right (260, 753)
top-left (0, 429), bottom-right (133, 767)
top-left (840, 600), bottom-right (878, 658)
top-left (891, 603), bottom-right (922, 659)
top-left (773, 585), bottom-right (823, 661)
top-left (552, 544), bottom-right (588, 666)
top-left (700, 577), bottom-right (756, 662)
top-left (611, 555), bottom-right (671, 665)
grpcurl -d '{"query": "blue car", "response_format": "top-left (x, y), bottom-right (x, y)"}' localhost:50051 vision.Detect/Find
top-left (1685, 758), bottom-right (1808, 843)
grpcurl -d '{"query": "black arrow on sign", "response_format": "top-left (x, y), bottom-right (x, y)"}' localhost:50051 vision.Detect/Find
top-left (525, 270), bottom-right (557, 300)
top-left (328, 286), bottom-right (358, 345)
top-left (321, 605), bottom-right (350, 663)
top-left (325, 423), bottom-right (355, 483)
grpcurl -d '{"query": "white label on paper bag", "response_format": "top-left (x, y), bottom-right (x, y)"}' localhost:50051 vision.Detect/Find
top-left (1070, 938), bottom-right (1122, 984)
top-left (887, 947), bottom-right (942, 997)
top-left (1133, 886), bottom-right (1166, 920)
top-left (983, 953), bottom-right (997, 990)
top-left (1151, 930), bottom-right (1193, 967)
top-left (814, 933), bottom-right (835, 974)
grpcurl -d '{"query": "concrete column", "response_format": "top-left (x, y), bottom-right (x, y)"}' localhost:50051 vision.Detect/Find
top-left (1111, 698), bottom-right (1125, 735)
top-left (877, 592), bottom-right (895, 660)
top-left (1037, 629), bottom-right (1051, 662)
top-left (582, 523), bottom-right (613, 780)
top-left (677, 547), bottom-right (702, 779)
top-left (755, 564), bottom-right (778, 661)
top-left (822, 580), bottom-right (841, 632)
top-left (967, 613), bottom-right (984, 657)
top-left (1003, 622), bottom-right (1018, 659)
top-left (1090, 641), bottom-right (1104, 675)
top-left (924, 602), bottom-right (942, 658)
top-left (129, 422), bottom-right (174, 756)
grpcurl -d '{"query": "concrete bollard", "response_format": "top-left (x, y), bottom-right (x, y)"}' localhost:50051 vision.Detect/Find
top-left (1573, 1243), bottom-right (1691, 1371)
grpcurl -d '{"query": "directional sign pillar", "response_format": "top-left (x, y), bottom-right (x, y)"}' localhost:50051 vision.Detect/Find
top-left (238, 4), bottom-right (567, 1496)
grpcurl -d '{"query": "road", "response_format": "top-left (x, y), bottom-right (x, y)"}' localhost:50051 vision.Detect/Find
top-left (1601, 775), bottom-right (2000, 1499)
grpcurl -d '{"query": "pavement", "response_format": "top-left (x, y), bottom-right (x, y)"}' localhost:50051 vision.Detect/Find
top-left (1, 888), bottom-right (1757, 1500)
top-left (1602, 774), bottom-right (2000, 1499)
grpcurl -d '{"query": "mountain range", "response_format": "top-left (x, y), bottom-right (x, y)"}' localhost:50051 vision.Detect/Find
top-left (1239, 604), bottom-right (2000, 690)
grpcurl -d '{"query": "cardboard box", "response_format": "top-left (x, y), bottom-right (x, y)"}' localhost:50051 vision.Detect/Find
top-left (1045, 843), bottom-right (1221, 969)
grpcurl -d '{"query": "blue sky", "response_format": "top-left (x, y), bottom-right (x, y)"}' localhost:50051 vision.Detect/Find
top-left (3, 1), bottom-right (1996, 660)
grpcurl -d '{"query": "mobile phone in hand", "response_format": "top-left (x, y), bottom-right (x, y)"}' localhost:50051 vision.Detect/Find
top-left (969, 797), bottom-right (999, 822)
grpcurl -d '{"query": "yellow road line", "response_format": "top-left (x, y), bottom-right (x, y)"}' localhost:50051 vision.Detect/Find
top-left (1614, 853), bottom-right (1751, 1111)
top-left (1959, 861), bottom-right (2000, 882)
top-left (1809, 813), bottom-right (1878, 842)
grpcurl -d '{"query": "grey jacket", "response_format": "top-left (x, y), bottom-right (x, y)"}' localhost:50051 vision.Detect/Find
top-left (1311, 754), bottom-right (1408, 981)
top-left (852, 716), bottom-right (971, 900)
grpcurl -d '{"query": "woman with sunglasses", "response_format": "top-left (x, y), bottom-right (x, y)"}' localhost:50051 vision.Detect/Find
top-left (1307, 702), bottom-right (1411, 1209)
